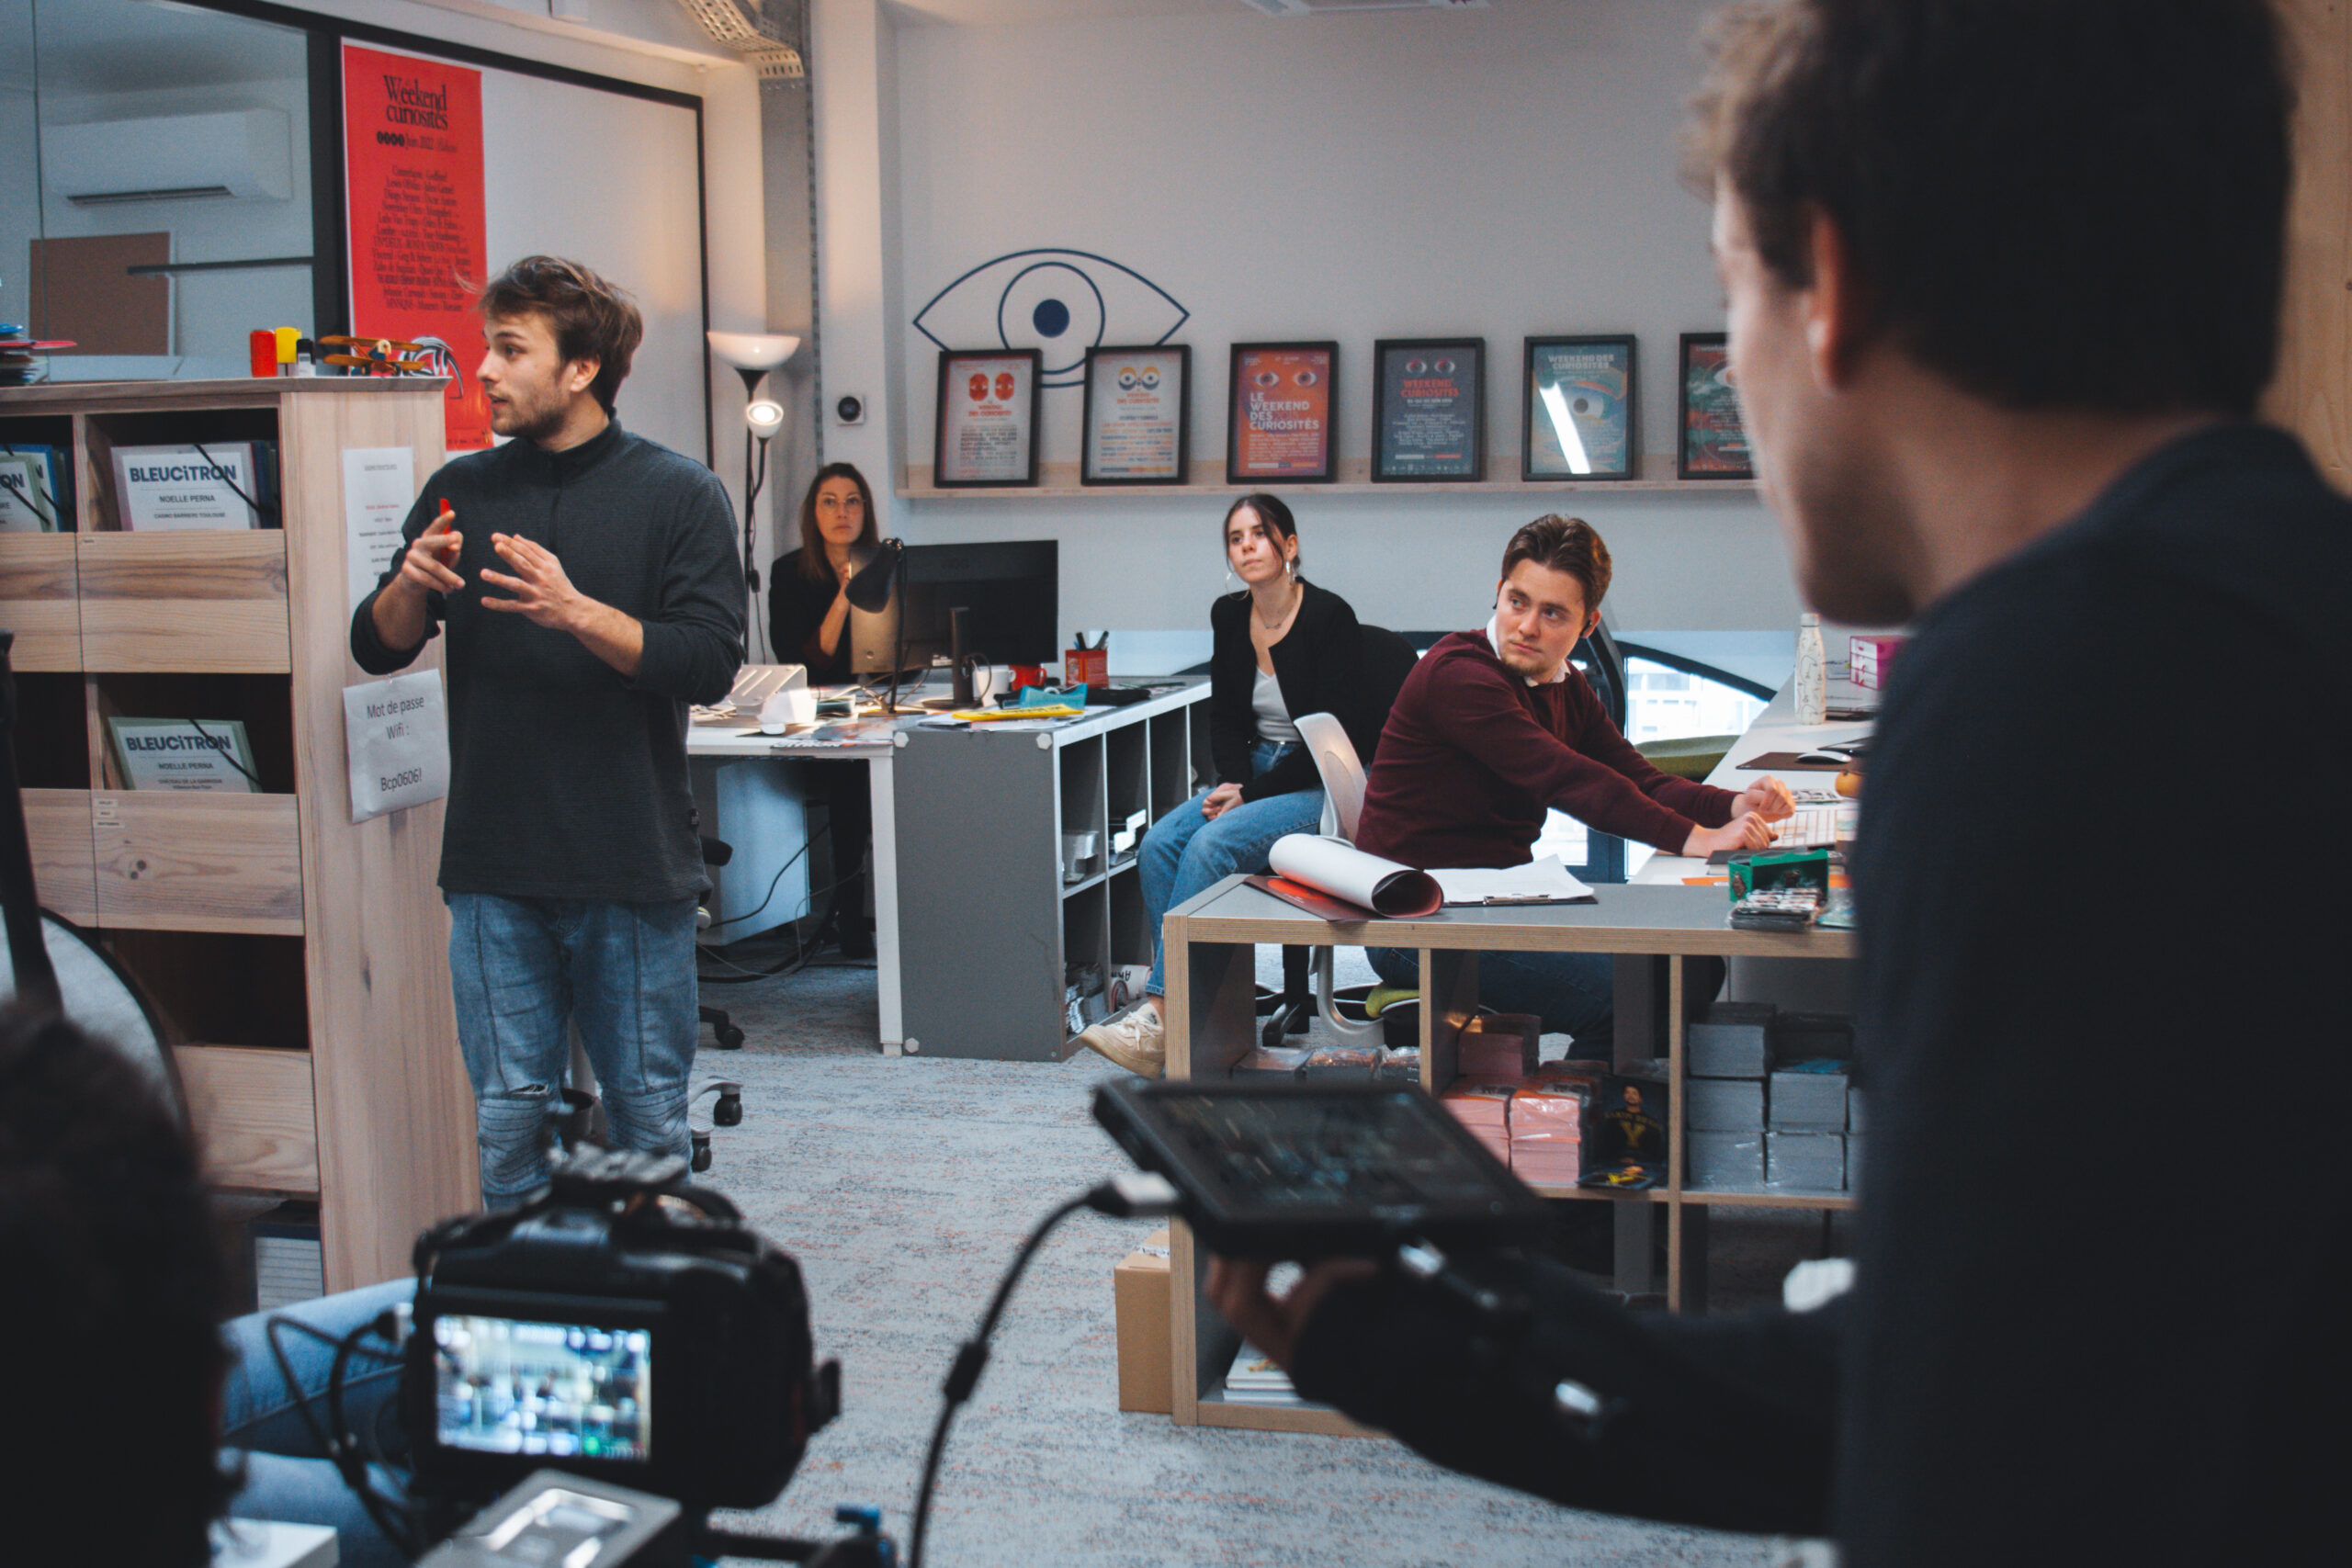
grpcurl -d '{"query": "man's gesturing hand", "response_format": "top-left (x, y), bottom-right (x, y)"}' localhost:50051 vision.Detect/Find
top-left (481, 532), bottom-right (587, 633)
top-left (396, 505), bottom-right (463, 597)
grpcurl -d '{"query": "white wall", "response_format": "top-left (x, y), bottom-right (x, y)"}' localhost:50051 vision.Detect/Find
top-left (844, 0), bottom-right (1803, 657)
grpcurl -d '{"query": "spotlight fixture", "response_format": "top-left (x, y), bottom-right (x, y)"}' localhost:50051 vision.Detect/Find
top-left (707, 331), bottom-right (800, 622)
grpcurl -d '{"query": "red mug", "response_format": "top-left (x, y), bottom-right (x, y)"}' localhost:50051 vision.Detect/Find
top-left (1011, 663), bottom-right (1046, 693)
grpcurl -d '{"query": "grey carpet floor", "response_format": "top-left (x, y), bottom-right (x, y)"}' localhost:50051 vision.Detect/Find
top-left (690, 938), bottom-right (1824, 1566)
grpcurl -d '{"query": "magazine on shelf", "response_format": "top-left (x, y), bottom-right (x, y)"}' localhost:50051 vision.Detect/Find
top-left (1224, 1344), bottom-right (1301, 1406)
top-left (107, 716), bottom-right (260, 793)
top-left (110, 441), bottom-right (273, 530)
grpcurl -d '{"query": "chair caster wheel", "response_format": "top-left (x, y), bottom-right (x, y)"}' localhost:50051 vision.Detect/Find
top-left (716, 1024), bottom-right (745, 1050)
top-left (715, 1088), bottom-right (743, 1127)
top-left (690, 1131), bottom-right (713, 1172)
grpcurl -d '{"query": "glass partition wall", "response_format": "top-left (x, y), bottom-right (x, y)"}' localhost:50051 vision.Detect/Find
top-left (4, 0), bottom-right (315, 381)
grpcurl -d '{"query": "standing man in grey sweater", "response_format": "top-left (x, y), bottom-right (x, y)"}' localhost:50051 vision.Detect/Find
top-left (352, 255), bottom-right (744, 1204)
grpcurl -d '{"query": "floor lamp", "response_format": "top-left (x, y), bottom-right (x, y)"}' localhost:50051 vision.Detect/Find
top-left (707, 331), bottom-right (799, 657)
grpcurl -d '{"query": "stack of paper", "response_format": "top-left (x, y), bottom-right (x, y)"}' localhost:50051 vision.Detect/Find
top-left (1225, 1345), bottom-right (1300, 1406)
top-left (1431, 855), bottom-right (1596, 906)
top-left (1440, 1079), bottom-right (1517, 1166)
top-left (1510, 1068), bottom-right (1598, 1186)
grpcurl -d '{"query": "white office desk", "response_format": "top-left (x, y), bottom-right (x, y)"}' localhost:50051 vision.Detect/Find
top-left (1632, 673), bottom-right (1875, 886)
top-left (687, 716), bottom-right (907, 1048)
top-left (687, 679), bottom-right (1214, 1057)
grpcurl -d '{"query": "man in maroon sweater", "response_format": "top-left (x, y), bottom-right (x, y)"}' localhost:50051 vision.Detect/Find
top-left (1354, 515), bottom-right (1787, 1055)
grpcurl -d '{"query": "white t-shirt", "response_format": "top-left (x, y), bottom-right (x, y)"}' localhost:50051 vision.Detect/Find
top-left (1251, 665), bottom-right (1301, 744)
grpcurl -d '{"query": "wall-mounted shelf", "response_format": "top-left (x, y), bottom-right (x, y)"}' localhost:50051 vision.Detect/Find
top-left (899, 457), bottom-right (1758, 501)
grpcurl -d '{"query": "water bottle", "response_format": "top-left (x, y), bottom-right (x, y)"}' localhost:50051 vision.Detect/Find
top-left (1794, 613), bottom-right (1827, 725)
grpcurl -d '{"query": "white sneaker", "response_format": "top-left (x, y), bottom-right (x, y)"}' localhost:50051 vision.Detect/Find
top-left (1077, 1003), bottom-right (1166, 1077)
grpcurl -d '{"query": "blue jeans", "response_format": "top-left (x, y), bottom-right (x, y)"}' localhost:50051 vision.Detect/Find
top-left (1144, 739), bottom-right (1326, 997)
top-left (1367, 944), bottom-right (1616, 1060)
top-left (220, 1280), bottom-right (414, 1568)
top-left (447, 893), bottom-right (701, 1205)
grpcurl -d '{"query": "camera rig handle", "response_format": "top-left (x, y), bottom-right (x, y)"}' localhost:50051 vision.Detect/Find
top-left (696, 1504), bottom-right (898, 1565)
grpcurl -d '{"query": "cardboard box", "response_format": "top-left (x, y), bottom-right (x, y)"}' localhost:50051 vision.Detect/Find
top-left (1114, 1226), bottom-right (1171, 1414)
top-left (1687, 1130), bottom-right (1766, 1189)
top-left (1767, 1131), bottom-right (1847, 1191)
top-left (1458, 1013), bottom-right (1540, 1081)
top-left (1688, 1077), bottom-right (1766, 1132)
top-left (1849, 634), bottom-right (1904, 690)
top-left (1690, 1001), bottom-right (1774, 1078)
top-left (1770, 1064), bottom-right (1849, 1130)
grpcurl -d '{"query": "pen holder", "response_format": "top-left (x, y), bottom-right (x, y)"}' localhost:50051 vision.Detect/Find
top-left (1065, 646), bottom-right (1106, 687)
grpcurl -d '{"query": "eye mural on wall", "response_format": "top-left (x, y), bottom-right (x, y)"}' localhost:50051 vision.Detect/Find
top-left (912, 249), bottom-right (1188, 389)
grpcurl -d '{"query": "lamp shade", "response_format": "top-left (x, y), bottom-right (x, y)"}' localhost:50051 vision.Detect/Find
top-left (845, 539), bottom-right (903, 613)
top-left (707, 331), bottom-right (800, 372)
top-left (745, 398), bottom-right (786, 436)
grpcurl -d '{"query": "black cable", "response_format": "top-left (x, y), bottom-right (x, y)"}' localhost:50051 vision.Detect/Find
top-left (189, 439), bottom-right (279, 525)
top-left (700, 833), bottom-right (812, 934)
top-left (183, 715), bottom-right (265, 787)
top-left (907, 1190), bottom-right (1097, 1568)
top-left (264, 1313), bottom-right (422, 1558)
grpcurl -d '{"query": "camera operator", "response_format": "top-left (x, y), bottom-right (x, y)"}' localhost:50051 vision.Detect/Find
top-left (1212, 2), bottom-right (2349, 1562)
top-left (0, 1003), bottom-right (413, 1567)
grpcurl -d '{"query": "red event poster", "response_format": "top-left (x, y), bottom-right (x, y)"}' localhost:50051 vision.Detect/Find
top-left (344, 44), bottom-right (492, 450)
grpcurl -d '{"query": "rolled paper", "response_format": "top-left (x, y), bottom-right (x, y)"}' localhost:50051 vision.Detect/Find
top-left (1267, 833), bottom-right (1442, 919)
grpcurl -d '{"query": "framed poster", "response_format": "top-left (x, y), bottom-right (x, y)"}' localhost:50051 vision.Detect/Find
top-left (1678, 333), bottom-right (1753, 479)
top-left (934, 349), bottom-right (1042, 487)
top-left (1372, 338), bottom-right (1485, 482)
top-left (1523, 335), bottom-right (1637, 480)
top-left (1227, 342), bottom-right (1338, 485)
top-left (1080, 344), bottom-right (1191, 486)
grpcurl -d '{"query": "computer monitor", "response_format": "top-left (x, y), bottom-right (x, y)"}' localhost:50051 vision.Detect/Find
top-left (850, 540), bottom-right (1058, 678)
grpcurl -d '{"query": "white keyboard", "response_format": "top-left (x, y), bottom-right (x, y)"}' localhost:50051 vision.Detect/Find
top-left (1768, 806), bottom-right (1840, 850)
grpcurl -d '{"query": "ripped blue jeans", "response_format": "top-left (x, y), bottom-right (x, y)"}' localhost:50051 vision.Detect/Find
top-left (447, 892), bottom-right (699, 1205)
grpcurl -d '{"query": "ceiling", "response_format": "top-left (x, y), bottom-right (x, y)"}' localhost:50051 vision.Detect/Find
top-left (884, 0), bottom-right (1498, 26)
top-left (20, 0), bottom-right (309, 96)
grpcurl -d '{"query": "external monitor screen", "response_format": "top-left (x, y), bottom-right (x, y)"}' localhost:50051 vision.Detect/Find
top-left (896, 539), bottom-right (1058, 669)
top-left (433, 1314), bottom-right (652, 1462)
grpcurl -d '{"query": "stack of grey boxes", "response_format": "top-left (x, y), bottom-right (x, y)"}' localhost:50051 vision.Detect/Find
top-left (1685, 1003), bottom-right (1857, 1191)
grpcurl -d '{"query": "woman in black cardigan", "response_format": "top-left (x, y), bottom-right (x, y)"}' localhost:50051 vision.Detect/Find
top-left (768, 462), bottom-right (878, 955)
top-left (1077, 493), bottom-right (1374, 1077)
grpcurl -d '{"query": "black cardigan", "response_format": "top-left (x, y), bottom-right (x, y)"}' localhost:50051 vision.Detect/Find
top-left (769, 548), bottom-right (850, 682)
top-left (1207, 580), bottom-right (1374, 802)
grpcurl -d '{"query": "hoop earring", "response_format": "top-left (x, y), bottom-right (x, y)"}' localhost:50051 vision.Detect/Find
top-left (1223, 568), bottom-right (1237, 592)
top-left (1286, 558), bottom-right (1298, 582)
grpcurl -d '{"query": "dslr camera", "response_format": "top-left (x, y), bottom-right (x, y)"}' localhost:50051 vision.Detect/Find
top-left (400, 1147), bottom-right (839, 1517)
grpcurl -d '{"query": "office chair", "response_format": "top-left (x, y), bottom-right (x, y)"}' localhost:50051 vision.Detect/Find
top-left (698, 835), bottom-right (746, 1049)
top-left (1260, 624), bottom-right (1420, 1047)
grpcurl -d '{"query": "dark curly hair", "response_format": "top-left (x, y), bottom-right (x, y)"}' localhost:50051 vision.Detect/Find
top-left (0, 1006), bottom-right (233, 1564)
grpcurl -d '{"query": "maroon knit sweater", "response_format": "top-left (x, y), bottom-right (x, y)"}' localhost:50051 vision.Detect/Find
top-left (1355, 631), bottom-right (1736, 869)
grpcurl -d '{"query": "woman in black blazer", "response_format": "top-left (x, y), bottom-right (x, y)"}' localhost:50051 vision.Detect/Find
top-left (1076, 494), bottom-right (1374, 1076)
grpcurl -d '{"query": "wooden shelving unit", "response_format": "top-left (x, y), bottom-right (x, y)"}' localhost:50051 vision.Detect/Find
top-left (1160, 886), bottom-right (1859, 1436)
top-left (899, 457), bottom-right (1759, 500)
top-left (0, 376), bottom-right (478, 1292)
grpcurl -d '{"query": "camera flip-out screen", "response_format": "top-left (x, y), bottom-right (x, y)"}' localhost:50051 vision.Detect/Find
top-left (433, 1314), bottom-right (653, 1463)
top-left (1092, 1079), bottom-right (1549, 1258)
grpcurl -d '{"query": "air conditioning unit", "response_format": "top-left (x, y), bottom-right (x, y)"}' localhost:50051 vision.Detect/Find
top-left (41, 108), bottom-right (292, 207)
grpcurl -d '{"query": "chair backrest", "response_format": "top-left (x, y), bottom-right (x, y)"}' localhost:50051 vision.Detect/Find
top-left (1355, 625), bottom-right (1420, 756)
top-left (1295, 711), bottom-right (1368, 840)
top-left (1293, 623), bottom-right (1421, 842)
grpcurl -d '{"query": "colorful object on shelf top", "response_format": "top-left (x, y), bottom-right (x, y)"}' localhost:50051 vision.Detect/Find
top-left (319, 334), bottom-right (435, 374)
top-left (0, 334), bottom-right (76, 387)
